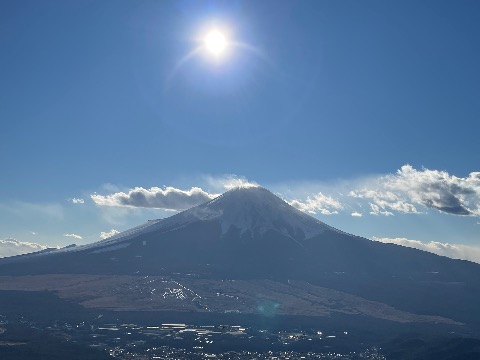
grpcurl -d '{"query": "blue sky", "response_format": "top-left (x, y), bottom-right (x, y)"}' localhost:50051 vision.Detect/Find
top-left (1, 1), bottom-right (479, 260)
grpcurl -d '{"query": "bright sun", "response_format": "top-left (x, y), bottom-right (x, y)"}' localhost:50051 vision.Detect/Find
top-left (204, 30), bottom-right (227, 55)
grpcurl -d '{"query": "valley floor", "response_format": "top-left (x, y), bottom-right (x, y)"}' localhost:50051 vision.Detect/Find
top-left (0, 274), bottom-right (459, 325)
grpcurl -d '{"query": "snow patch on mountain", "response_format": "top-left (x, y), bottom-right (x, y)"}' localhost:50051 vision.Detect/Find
top-left (186, 187), bottom-right (334, 240)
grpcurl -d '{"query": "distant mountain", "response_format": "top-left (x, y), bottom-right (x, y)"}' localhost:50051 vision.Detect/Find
top-left (2, 186), bottom-right (480, 326)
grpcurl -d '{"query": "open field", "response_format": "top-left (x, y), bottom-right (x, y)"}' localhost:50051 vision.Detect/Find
top-left (0, 274), bottom-right (460, 325)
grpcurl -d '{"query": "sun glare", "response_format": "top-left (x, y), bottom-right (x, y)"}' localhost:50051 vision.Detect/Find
top-left (204, 30), bottom-right (227, 55)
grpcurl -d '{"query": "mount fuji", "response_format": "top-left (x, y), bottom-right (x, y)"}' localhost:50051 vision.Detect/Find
top-left (2, 186), bottom-right (480, 326)
top-left (0, 186), bottom-right (345, 274)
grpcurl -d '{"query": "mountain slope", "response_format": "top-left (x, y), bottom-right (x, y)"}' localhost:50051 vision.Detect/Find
top-left (2, 186), bottom-right (480, 325)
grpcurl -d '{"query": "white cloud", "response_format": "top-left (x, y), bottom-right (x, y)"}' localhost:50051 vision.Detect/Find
top-left (86, 165), bottom-right (480, 218)
top-left (0, 238), bottom-right (48, 258)
top-left (288, 192), bottom-right (343, 215)
top-left (222, 177), bottom-right (259, 190)
top-left (372, 236), bottom-right (480, 264)
top-left (70, 198), bottom-right (84, 204)
top-left (64, 233), bottom-right (82, 240)
top-left (100, 229), bottom-right (120, 240)
top-left (369, 203), bottom-right (394, 216)
top-left (386, 165), bottom-right (480, 216)
top-left (205, 174), bottom-right (259, 191)
top-left (351, 212), bottom-right (363, 217)
top-left (348, 165), bottom-right (480, 217)
top-left (91, 186), bottom-right (218, 211)
top-left (349, 188), bottom-right (419, 216)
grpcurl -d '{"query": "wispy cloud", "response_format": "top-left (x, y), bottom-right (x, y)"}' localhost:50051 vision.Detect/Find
top-left (91, 186), bottom-right (218, 211)
top-left (369, 203), bottom-right (394, 216)
top-left (372, 236), bottom-right (480, 264)
top-left (350, 188), bottom-right (419, 215)
top-left (100, 229), bottom-right (120, 240)
top-left (69, 198), bottom-right (84, 204)
top-left (351, 212), bottom-right (363, 217)
top-left (288, 192), bottom-right (343, 215)
top-left (205, 174), bottom-right (259, 191)
top-left (0, 201), bottom-right (64, 220)
top-left (64, 233), bottom-right (82, 240)
top-left (0, 238), bottom-right (48, 258)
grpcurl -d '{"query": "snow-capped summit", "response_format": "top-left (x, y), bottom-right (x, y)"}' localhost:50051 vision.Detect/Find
top-left (89, 186), bottom-right (332, 253)
top-left (98, 186), bottom-right (334, 250)
top-left (177, 186), bottom-right (333, 240)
